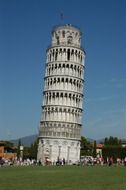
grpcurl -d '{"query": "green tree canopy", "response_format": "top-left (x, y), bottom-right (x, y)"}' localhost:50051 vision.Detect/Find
top-left (30, 138), bottom-right (38, 159)
top-left (80, 136), bottom-right (93, 156)
top-left (104, 136), bottom-right (121, 146)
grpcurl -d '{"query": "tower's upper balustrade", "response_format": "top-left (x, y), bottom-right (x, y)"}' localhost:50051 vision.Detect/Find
top-left (51, 24), bottom-right (82, 48)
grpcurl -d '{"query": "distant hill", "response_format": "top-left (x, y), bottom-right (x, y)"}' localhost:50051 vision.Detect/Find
top-left (96, 138), bottom-right (105, 144)
top-left (10, 135), bottom-right (126, 147)
top-left (10, 134), bottom-right (95, 147)
top-left (10, 134), bottom-right (38, 147)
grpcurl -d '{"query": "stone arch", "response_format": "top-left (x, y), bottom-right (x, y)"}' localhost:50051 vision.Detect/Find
top-left (63, 48), bottom-right (66, 53)
top-left (48, 67), bottom-right (51, 75)
top-left (62, 30), bottom-right (65, 38)
top-left (66, 64), bottom-right (69, 68)
top-left (67, 49), bottom-right (70, 61)
top-left (52, 49), bottom-right (55, 59)
top-left (71, 49), bottom-right (74, 55)
top-left (61, 78), bottom-right (64, 82)
top-left (57, 77), bottom-right (60, 83)
top-left (63, 63), bottom-right (65, 68)
top-left (66, 78), bottom-right (68, 83)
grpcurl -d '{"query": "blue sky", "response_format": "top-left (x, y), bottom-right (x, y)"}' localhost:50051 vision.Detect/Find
top-left (0, 0), bottom-right (126, 140)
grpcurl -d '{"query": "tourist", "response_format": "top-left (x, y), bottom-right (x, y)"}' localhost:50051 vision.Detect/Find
top-left (124, 156), bottom-right (126, 166)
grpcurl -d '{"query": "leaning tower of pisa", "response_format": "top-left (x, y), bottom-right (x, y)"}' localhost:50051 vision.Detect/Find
top-left (37, 24), bottom-right (85, 164)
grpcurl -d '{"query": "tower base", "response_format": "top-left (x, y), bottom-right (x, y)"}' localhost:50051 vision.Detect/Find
top-left (37, 137), bottom-right (80, 165)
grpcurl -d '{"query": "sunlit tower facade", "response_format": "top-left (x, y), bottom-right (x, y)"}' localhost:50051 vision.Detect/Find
top-left (37, 24), bottom-right (85, 164)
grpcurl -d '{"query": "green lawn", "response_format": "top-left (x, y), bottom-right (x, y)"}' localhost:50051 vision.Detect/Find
top-left (0, 165), bottom-right (126, 190)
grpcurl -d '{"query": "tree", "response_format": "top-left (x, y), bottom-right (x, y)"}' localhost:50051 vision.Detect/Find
top-left (104, 136), bottom-right (121, 146)
top-left (93, 140), bottom-right (97, 158)
top-left (4, 141), bottom-right (15, 153)
top-left (80, 136), bottom-right (93, 156)
top-left (23, 147), bottom-right (31, 159)
top-left (102, 147), bottom-right (126, 162)
top-left (103, 136), bottom-right (123, 162)
top-left (30, 138), bottom-right (38, 159)
top-left (17, 139), bottom-right (21, 159)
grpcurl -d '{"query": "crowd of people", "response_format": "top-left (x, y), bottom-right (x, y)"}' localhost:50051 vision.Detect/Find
top-left (0, 156), bottom-right (126, 167)
top-left (0, 158), bottom-right (38, 167)
top-left (80, 156), bottom-right (126, 166)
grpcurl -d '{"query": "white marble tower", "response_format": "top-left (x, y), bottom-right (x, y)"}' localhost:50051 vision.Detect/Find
top-left (37, 24), bottom-right (85, 164)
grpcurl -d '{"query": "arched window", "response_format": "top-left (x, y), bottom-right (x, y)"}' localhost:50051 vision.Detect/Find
top-left (67, 36), bottom-right (73, 44)
top-left (66, 78), bottom-right (68, 83)
top-left (49, 68), bottom-right (50, 75)
top-left (70, 64), bottom-right (73, 69)
top-left (73, 79), bottom-right (76, 85)
top-left (65, 93), bottom-right (67, 97)
top-left (62, 30), bottom-right (65, 38)
top-left (50, 78), bottom-right (52, 85)
top-left (56, 92), bottom-right (59, 97)
top-left (53, 50), bottom-right (54, 57)
top-left (61, 78), bottom-right (64, 82)
top-left (71, 49), bottom-right (74, 55)
top-left (56, 36), bottom-right (59, 45)
top-left (66, 64), bottom-right (69, 68)
top-left (67, 49), bottom-right (70, 61)
top-left (55, 51), bottom-right (58, 61)
top-left (48, 81), bottom-right (49, 86)
top-left (53, 93), bottom-right (55, 98)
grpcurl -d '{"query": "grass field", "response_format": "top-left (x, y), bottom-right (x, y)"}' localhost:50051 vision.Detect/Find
top-left (0, 165), bottom-right (126, 190)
